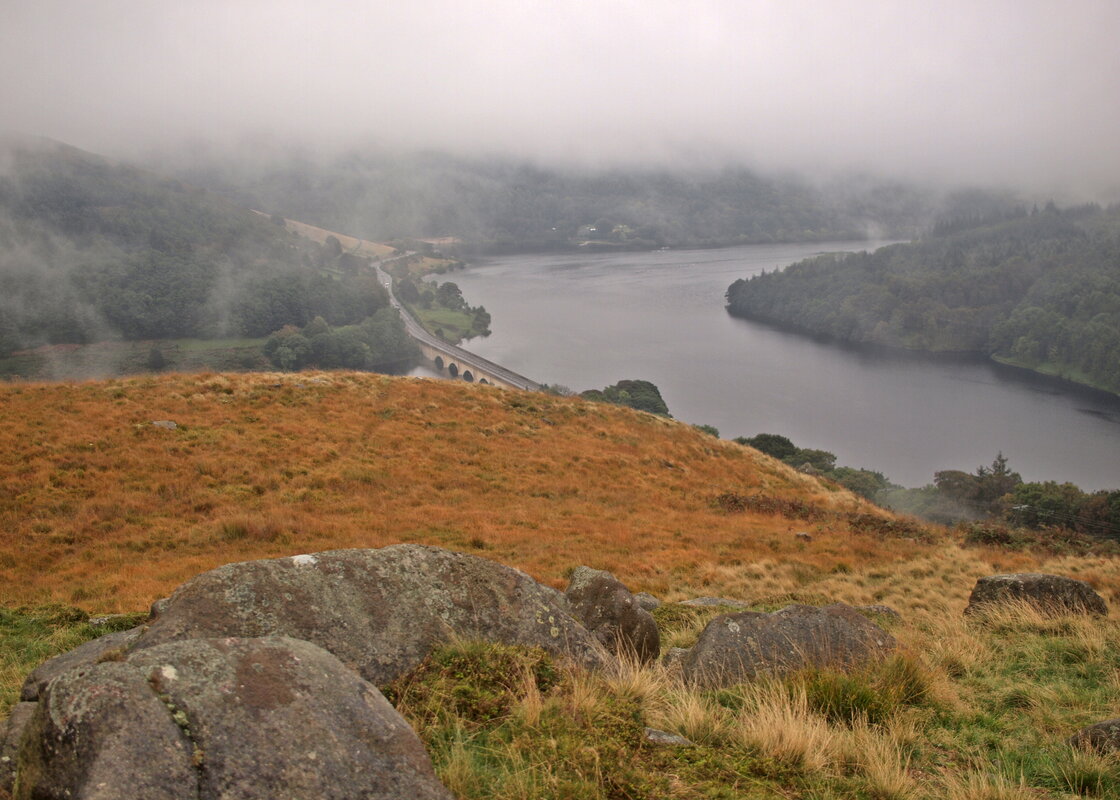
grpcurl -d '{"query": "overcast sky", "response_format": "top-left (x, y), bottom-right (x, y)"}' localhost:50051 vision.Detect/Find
top-left (3, 0), bottom-right (1119, 195)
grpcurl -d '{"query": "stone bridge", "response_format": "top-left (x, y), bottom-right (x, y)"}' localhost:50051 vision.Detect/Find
top-left (377, 265), bottom-right (541, 392)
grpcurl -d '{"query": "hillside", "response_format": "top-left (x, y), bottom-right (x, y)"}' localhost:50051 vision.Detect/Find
top-left (4, 371), bottom-right (1116, 611)
top-left (157, 145), bottom-right (989, 251)
top-left (726, 204), bottom-right (1120, 395)
top-left (0, 371), bottom-right (918, 612)
top-left (0, 136), bottom-right (415, 374)
top-left (3, 373), bottom-right (1120, 798)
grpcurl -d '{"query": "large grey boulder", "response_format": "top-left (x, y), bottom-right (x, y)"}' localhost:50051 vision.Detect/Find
top-left (1068, 719), bottom-right (1120, 753)
top-left (15, 660), bottom-right (202, 799)
top-left (565, 566), bottom-right (660, 663)
top-left (135, 545), bottom-right (607, 684)
top-left (11, 636), bottom-right (452, 800)
top-left (965, 573), bottom-right (1108, 617)
top-left (681, 603), bottom-right (898, 688)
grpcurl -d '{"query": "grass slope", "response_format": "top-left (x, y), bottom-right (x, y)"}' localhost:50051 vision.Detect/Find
top-left (3, 372), bottom-right (1119, 798)
top-left (0, 371), bottom-right (907, 611)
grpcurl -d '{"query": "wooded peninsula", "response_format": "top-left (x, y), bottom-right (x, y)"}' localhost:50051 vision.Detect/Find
top-left (726, 204), bottom-right (1120, 395)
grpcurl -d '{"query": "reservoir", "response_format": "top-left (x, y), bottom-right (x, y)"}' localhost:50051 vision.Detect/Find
top-left (439, 242), bottom-right (1120, 491)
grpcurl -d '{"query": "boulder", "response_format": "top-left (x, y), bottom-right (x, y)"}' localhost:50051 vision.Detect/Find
top-left (15, 661), bottom-right (201, 799)
top-left (20, 625), bottom-right (144, 701)
top-left (964, 573), bottom-right (1107, 617)
top-left (633, 591), bottom-right (661, 612)
top-left (12, 636), bottom-right (452, 800)
top-left (1068, 719), bottom-right (1120, 753)
top-left (681, 603), bottom-right (898, 688)
top-left (135, 545), bottom-right (607, 684)
top-left (565, 566), bottom-right (660, 663)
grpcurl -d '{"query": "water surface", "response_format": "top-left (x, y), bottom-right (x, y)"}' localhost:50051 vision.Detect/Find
top-left (442, 243), bottom-right (1120, 490)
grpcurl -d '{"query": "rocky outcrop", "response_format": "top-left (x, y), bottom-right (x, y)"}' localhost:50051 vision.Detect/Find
top-left (136, 545), bottom-right (607, 684)
top-left (681, 603), bottom-right (898, 688)
top-left (1068, 719), bottom-right (1120, 753)
top-left (9, 545), bottom-right (623, 798)
top-left (964, 573), bottom-right (1108, 617)
top-left (12, 636), bottom-right (452, 800)
top-left (565, 566), bottom-right (660, 663)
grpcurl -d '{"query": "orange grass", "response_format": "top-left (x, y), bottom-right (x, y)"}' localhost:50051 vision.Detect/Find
top-left (1, 371), bottom-right (949, 612)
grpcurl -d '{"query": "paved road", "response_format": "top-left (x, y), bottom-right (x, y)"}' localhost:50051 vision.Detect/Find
top-left (376, 262), bottom-right (541, 391)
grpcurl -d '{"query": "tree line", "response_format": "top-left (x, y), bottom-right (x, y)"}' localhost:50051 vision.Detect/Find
top-left (726, 203), bottom-right (1120, 395)
top-left (740, 432), bottom-right (1120, 541)
top-left (0, 137), bottom-right (415, 372)
top-left (155, 143), bottom-right (1029, 252)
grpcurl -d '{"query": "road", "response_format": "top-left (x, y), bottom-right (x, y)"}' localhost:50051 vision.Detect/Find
top-left (375, 260), bottom-right (541, 392)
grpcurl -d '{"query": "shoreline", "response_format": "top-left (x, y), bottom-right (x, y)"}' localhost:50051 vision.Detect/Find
top-left (725, 307), bottom-right (1120, 403)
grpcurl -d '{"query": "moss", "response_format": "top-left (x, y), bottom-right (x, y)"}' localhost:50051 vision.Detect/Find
top-left (383, 641), bottom-right (560, 728)
top-left (0, 605), bottom-right (146, 715)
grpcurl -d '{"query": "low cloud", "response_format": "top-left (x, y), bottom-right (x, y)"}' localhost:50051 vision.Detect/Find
top-left (3, 0), bottom-right (1119, 197)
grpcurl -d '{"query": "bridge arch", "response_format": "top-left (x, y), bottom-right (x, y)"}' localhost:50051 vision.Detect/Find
top-left (447, 362), bottom-right (459, 378)
top-left (433, 355), bottom-right (444, 370)
top-left (479, 378), bottom-right (489, 385)
top-left (462, 370), bottom-right (474, 383)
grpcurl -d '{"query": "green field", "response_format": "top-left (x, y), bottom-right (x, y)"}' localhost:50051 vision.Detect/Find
top-left (0, 338), bottom-right (269, 381)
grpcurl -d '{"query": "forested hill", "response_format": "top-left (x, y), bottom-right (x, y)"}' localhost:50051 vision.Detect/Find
top-left (0, 136), bottom-right (411, 368)
top-left (154, 145), bottom-right (995, 251)
top-left (726, 204), bottom-right (1120, 395)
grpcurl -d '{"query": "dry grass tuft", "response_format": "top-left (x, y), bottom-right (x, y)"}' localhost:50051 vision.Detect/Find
top-left (735, 682), bottom-right (840, 773)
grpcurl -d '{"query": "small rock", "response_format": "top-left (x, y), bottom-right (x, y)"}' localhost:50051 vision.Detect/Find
top-left (88, 613), bottom-right (135, 627)
top-left (854, 604), bottom-right (902, 621)
top-left (795, 531), bottom-right (813, 542)
top-left (661, 647), bottom-right (690, 671)
top-left (633, 592), bottom-right (661, 612)
top-left (1068, 719), bottom-right (1120, 753)
top-left (965, 573), bottom-right (1108, 617)
top-left (150, 420), bottom-right (177, 430)
top-left (566, 566), bottom-right (660, 663)
top-left (643, 727), bottom-right (694, 747)
top-left (680, 596), bottom-right (751, 610)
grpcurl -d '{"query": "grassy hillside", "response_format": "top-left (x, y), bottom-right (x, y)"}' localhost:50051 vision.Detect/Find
top-left (0, 371), bottom-right (918, 612)
top-left (3, 373), bottom-right (1119, 798)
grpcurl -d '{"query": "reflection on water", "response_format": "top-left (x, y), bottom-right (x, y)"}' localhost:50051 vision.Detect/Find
top-left (442, 242), bottom-right (1119, 490)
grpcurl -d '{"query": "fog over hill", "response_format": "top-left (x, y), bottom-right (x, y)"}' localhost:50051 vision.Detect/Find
top-left (2, 1), bottom-right (1118, 201)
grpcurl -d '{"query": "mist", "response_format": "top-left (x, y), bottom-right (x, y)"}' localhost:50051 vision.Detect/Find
top-left (3, 0), bottom-right (1119, 197)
